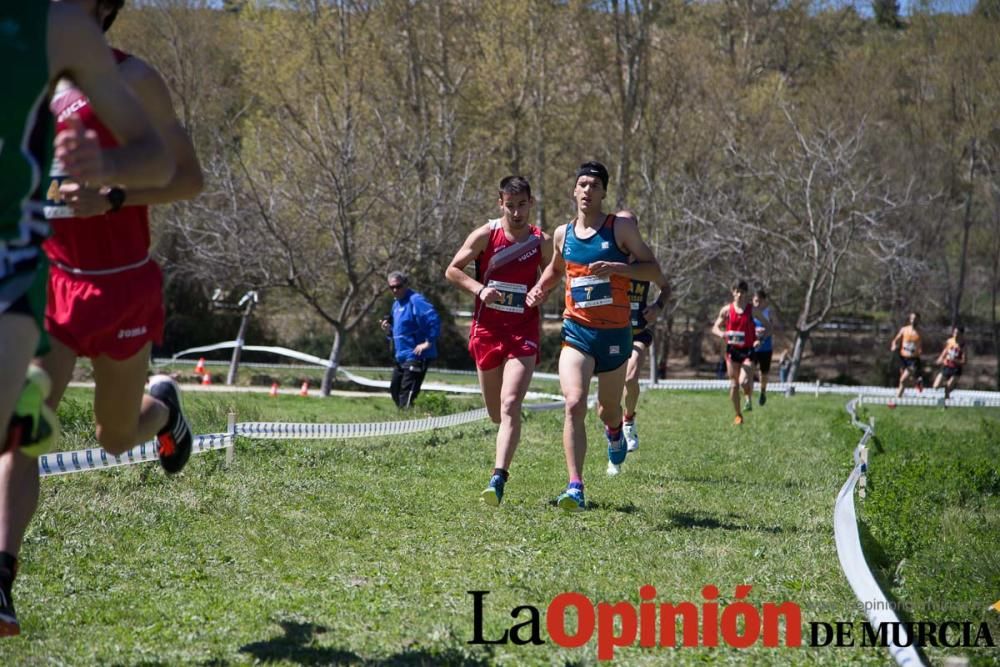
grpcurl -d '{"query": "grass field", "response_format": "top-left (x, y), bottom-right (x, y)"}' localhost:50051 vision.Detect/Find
top-left (0, 387), bottom-right (997, 665)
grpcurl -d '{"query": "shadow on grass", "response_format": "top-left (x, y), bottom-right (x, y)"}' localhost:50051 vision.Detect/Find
top-left (543, 500), bottom-right (639, 514)
top-left (656, 510), bottom-right (789, 534)
top-left (237, 620), bottom-right (493, 666)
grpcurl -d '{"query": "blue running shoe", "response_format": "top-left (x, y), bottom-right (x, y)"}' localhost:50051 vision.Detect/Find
top-left (607, 431), bottom-right (627, 466)
top-left (557, 484), bottom-right (585, 512)
top-left (481, 474), bottom-right (505, 506)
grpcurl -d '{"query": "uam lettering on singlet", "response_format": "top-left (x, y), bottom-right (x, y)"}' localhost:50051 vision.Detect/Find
top-left (117, 326), bottom-right (147, 339)
top-left (57, 97), bottom-right (87, 123)
top-left (518, 247), bottom-right (538, 262)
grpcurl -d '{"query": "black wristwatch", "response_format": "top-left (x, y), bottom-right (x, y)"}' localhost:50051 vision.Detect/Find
top-left (106, 187), bottom-right (126, 212)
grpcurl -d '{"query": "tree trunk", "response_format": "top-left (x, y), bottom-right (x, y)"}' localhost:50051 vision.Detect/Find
top-left (993, 312), bottom-right (999, 391)
top-left (688, 312), bottom-right (704, 368)
top-left (321, 327), bottom-right (343, 397)
top-left (787, 329), bottom-right (810, 384)
top-left (952, 139), bottom-right (977, 327)
top-left (993, 188), bottom-right (1000, 390)
top-left (658, 314), bottom-right (673, 380)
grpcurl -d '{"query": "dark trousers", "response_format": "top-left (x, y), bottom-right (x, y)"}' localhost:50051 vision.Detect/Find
top-left (390, 359), bottom-right (429, 408)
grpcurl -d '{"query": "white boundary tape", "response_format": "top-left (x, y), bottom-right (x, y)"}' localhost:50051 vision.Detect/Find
top-left (38, 432), bottom-right (233, 477)
top-left (838, 398), bottom-right (923, 667)
top-left (836, 393), bottom-right (999, 667)
top-left (38, 396), bottom-right (568, 477)
top-left (164, 342), bottom-right (564, 381)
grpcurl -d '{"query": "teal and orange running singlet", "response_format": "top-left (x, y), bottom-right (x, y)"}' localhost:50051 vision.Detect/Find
top-left (561, 214), bottom-right (631, 329)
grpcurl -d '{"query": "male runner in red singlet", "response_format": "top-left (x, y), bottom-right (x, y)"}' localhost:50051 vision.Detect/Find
top-left (1, 0), bottom-right (175, 636)
top-left (445, 176), bottom-right (552, 506)
top-left (41, 0), bottom-right (203, 472)
top-left (526, 162), bottom-right (662, 511)
top-left (712, 280), bottom-right (766, 425)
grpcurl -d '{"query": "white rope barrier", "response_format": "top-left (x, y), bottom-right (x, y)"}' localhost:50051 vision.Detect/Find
top-left (164, 343), bottom-right (564, 380)
top-left (236, 408), bottom-right (490, 440)
top-left (38, 391), bottom-right (568, 477)
top-left (38, 432), bottom-right (233, 477)
top-left (836, 398), bottom-right (923, 666)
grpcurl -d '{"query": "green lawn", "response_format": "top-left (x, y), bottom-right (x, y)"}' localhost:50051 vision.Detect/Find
top-left (1, 389), bottom-right (996, 665)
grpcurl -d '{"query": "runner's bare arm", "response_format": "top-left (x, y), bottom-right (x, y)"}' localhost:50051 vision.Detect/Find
top-left (711, 305), bottom-right (729, 339)
top-left (445, 224), bottom-right (493, 300)
top-left (59, 58), bottom-right (204, 216)
top-left (48, 3), bottom-right (172, 188)
top-left (540, 231), bottom-right (553, 266)
top-left (109, 57), bottom-right (203, 204)
top-left (890, 328), bottom-right (903, 351)
top-left (526, 226), bottom-right (565, 308)
top-left (643, 272), bottom-right (671, 323)
top-left (591, 215), bottom-right (660, 281)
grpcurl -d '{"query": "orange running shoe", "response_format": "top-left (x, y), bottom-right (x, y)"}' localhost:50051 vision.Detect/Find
top-left (734, 414), bottom-right (744, 425)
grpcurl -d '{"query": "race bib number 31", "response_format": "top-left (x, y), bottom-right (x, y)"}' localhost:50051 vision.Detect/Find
top-left (570, 275), bottom-right (613, 308)
top-left (486, 280), bottom-right (527, 314)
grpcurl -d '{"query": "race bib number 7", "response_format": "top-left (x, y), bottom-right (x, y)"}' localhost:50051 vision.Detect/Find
top-left (570, 275), bottom-right (613, 308)
top-left (486, 280), bottom-right (527, 314)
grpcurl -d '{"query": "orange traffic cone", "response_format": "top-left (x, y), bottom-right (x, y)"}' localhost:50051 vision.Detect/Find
top-left (194, 357), bottom-right (206, 375)
top-left (202, 372), bottom-right (212, 385)
top-left (299, 381), bottom-right (309, 397)
top-left (270, 382), bottom-right (279, 397)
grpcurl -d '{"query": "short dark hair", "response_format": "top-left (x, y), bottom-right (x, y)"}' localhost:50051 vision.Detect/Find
top-left (101, 0), bottom-right (126, 32)
top-left (499, 175), bottom-right (531, 199)
top-left (576, 161), bottom-right (609, 190)
top-left (755, 288), bottom-right (768, 300)
top-left (732, 280), bottom-right (749, 292)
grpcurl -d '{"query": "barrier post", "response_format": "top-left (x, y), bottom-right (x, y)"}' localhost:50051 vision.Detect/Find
top-left (226, 291), bottom-right (259, 385)
top-left (815, 379), bottom-right (820, 397)
top-left (225, 410), bottom-right (236, 468)
top-left (858, 445), bottom-right (868, 499)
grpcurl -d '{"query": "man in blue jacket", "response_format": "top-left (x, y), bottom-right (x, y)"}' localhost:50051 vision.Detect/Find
top-left (380, 271), bottom-right (440, 408)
